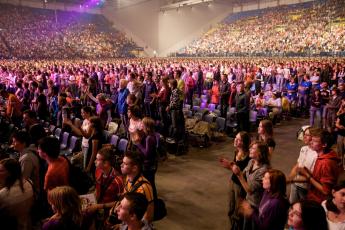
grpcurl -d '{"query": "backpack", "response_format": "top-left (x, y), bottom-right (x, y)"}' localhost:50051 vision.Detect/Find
top-left (131, 180), bottom-right (167, 221)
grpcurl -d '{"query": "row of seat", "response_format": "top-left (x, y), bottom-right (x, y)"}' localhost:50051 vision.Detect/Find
top-left (49, 125), bottom-right (129, 156)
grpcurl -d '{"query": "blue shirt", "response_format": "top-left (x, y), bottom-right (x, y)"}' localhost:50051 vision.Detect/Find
top-left (117, 88), bottom-right (129, 115)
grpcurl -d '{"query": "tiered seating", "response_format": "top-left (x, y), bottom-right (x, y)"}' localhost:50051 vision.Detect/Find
top-left (0, 4), bottom-right (138, 59)
top-left (180, 0), bottom-right (345, 56)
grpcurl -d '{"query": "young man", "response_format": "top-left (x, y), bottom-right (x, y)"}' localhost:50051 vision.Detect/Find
top-left (87, 147), bottom-right (124, 213)
top-left (12, 130), bottom-right (40, 192)
top-left (299, 129), bottom-right (341, 203)
top-left (116, 192), bottom-right (153, 230)
top-left (121, 151), bottom-right (154, 222)
top-left (38, 136), bottom-right (69, 191)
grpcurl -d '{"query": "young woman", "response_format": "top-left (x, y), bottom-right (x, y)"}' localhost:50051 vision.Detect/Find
top-left (257, 119), bottom-right (276, 157)
top-left (0, 158), bottom-right (34, 230)
top-left (43, 186), bottom-right (93, 230)
top-left (229, 141), bottom-right (270, 230)
top-left (322, 179), bottom-right (345, 230)
top-left (65, 106), bottom-right (93, 169)
top-left (288, 200), bottom-right (328, 230)
top-left (240, 169), bottom-right (289, 230)
top-left (219, 131), bottom-right (251, 230)
top-left (310, 89), bottom-right (322, 127)
top-left (133, 117), bottom-right (158, 199)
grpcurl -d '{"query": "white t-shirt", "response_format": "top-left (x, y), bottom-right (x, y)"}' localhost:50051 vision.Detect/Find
top-left (322, 200), bottom-right (345, 230)
top-left (295, 145), bottom-right (318, 189)
top-left (81, 119), bottom-right (91, 147)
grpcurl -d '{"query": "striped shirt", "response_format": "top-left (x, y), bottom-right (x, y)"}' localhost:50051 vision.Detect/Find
top-left (124, 175), bottom-right (154, 203)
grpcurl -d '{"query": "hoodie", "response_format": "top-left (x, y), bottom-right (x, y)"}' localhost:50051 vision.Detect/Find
top-left (307, 150), bottom-right (341, 203)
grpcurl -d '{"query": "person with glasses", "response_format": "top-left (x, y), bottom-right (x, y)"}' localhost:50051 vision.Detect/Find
top-left (287, 127), bottom-right (318, 204)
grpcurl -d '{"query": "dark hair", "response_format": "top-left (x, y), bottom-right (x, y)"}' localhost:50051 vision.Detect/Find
top-left (238, 131), bottom-right (251, 153)
top-left (128, 105), bottom-right (142, 119)
top-left (38, 136), bottom-right (60, 159)
top-left (251, 141), bottom-right (270, 165)
top-left (0, 158), bottom-right (24, 192)
top-left (90, 116), bottom-right (104, 136)
top-left (23, 109), bottom-right (37, 120)
top-left (124, 151), bottom-right (143, 172)
top-left (82, 106), bottom-right (92, 116)
top-left (326, 179), bottom-right (345, 214)
top-left (298, 200), bottom-right (328, 230)
top-left (29, 124), bottom-right (47, 146)
top-left (123, 192), bottom-right (148, 220)
top-left (12, 131), bottom-right (30, 147)
top-left (267, 169), bottom-right (286, 198)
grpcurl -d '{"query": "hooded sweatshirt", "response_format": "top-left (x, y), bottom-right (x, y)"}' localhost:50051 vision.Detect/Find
top-left (307, 150), bottom-right (341, 203)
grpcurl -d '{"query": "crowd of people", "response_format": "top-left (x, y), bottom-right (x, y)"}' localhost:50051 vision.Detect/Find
top-left (181, 0), bottom-right (345, 56)
top-left (0, 4), bottom-right (137, 59)
top-left (1, 55), bottom-right (345, 229)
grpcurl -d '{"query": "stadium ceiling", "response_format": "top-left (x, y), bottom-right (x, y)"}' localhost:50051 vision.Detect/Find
top-left (159, 0), bottom-right (280, 11)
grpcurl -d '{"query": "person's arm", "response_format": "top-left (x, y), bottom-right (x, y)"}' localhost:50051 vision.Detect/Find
top-left (87, 93), bottom-right (98, 103)
top-left (144, 202), bottom-right (154, 223)
top-left (299, 167), bottom-right (328, 195)
top-left (135, 136), bottom-right (155, 158)
top-left (336, 118), bottom-right (345, 129)
top-left (86, 139), bottom-right (99, 172)
top-left (287, 163), bottom-right (298, 182)
top-left (20, 157), bottom-right (34, 180)
top-left (106, 109), bottom-right (112, 128)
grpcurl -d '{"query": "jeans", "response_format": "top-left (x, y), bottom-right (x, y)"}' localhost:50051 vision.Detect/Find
top-left (309, 106), bottom-right (321, 127)
top-left (82, 146), bottom-right (89, 169)
top-left (289, 184), bottom-right (308, 204)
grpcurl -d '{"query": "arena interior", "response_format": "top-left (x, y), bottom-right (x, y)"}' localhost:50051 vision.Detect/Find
top-left (1, 0), bottom-right (345, 229)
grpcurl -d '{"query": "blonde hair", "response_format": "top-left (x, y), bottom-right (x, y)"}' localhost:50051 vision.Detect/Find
top-left (142, 117), bottom-right (155, 135)
top-left (48, 186), bottom-right (83, 226)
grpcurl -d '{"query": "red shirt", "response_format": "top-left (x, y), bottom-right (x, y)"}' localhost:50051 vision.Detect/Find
top-left (95, 167), bottom-right (124, 203)
top-left (44, 156), bottom-right (69, 191)
top-left (307, 151), bottom-right (341, 203)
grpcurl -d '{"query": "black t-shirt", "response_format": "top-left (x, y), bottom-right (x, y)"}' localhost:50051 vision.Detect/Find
top-left (231, 152), bottom-right (250, 186)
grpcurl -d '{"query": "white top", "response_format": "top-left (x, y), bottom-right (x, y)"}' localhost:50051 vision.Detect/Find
top-left (0, 180), bottom-right (34, 230)
top-left (81, 119), bottom-right (91, 147)
top-left (322, 200), bottom-right (345, 230)
top-left (295, 145), bottom-right (318, 189)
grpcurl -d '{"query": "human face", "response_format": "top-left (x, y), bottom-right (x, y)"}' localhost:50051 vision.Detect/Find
top-left (258, 122), bottom-right (264, 135)
top-left (333, 188), bottom-right (345, 211)
top-left (23, 113), bottom-right (32, 128)
top-left (116, 198), bottom-right (131, 222)
top-left (303, 129), bottom-right (312, 145)
top-left (288, 203), bottom-right (303, 229)
top-left (12, 138), bottom-right (25, 152)
top-left (262, 172), bottom-right (271, 190)
top-left (81, 109), bottom-right (89, 120)
top-left (310, 136), bottom-right (325, 153)
top-left (249, 144), bottom-right (259, 160)
top-left (234, 133), bottom-right (242, 148)
top-left (37, 147), bottom-right (46, 160)
top-left (95, 154), bottom-right (105, 169)
top-left (121, 156), bottom-right (133, 176)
